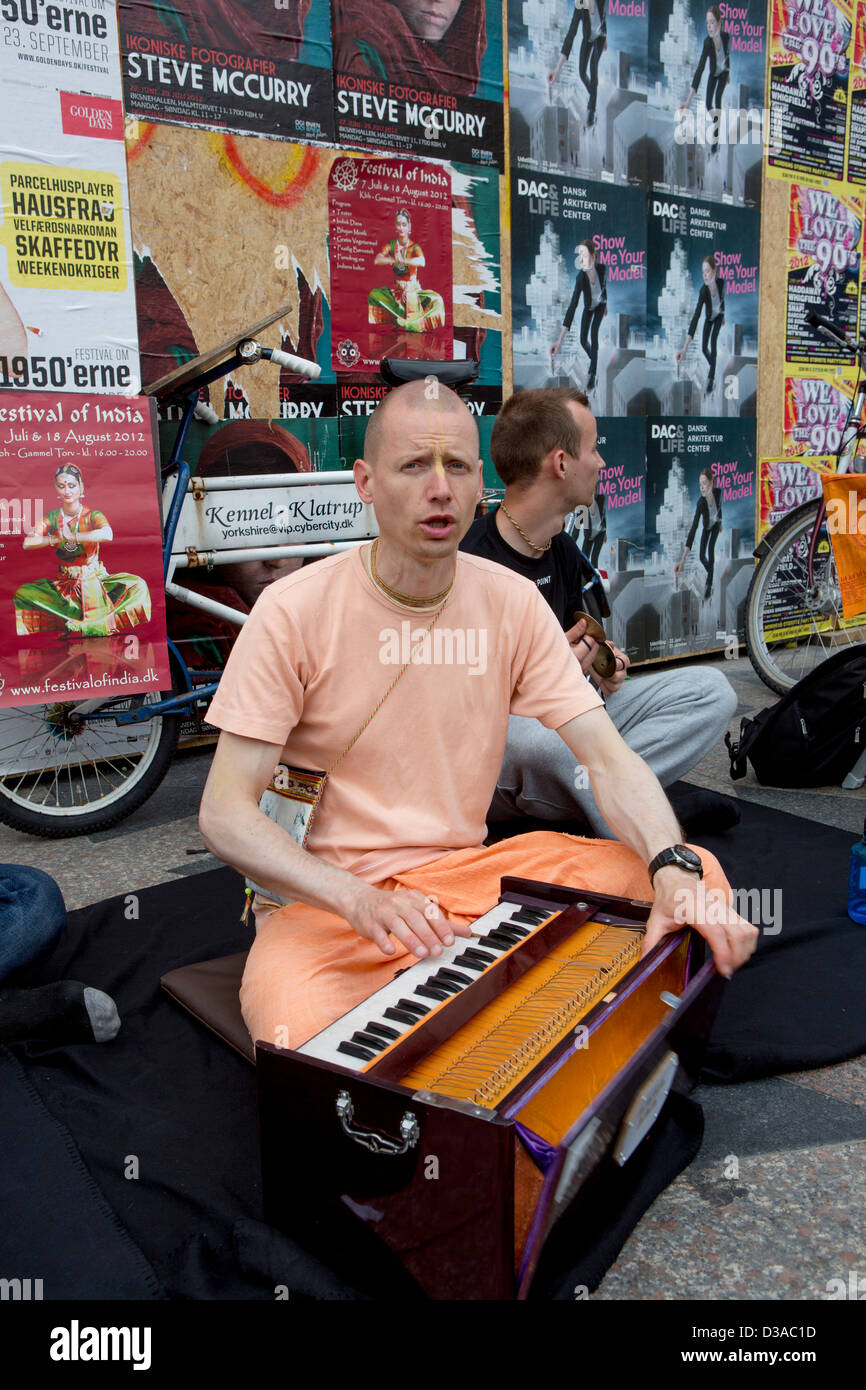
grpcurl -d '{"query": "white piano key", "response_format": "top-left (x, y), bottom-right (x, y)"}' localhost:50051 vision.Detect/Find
top-left (298, 899), bottom-right (555, 1071)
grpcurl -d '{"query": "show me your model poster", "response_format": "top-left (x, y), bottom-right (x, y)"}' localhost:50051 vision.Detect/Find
top-left (0, 0), bottom-right (139, 395)
top-left (564, 417), bottom-right (648, 660)
top-left (511, 175), bottom-right (646, 415)
top-left (0, 391), bottom-right (169, 705)
top-left (119, 0), bottom-right (334, 144)
top-left (330, 0), bottom-right (504, 167)
top-left (766, 0), bottom-right (854, 183)
top-left (646, 192), bottom-right (758, 418)
top-left (648, 0), bottom-right (766, 207)
top-left (508, 0), bottom-right (649, 187)
top-left (644, 416), bottom-right (756, 657)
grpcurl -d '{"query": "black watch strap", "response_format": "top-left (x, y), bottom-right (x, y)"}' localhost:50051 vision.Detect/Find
top-left (648, 845), bottom-right (704, 885)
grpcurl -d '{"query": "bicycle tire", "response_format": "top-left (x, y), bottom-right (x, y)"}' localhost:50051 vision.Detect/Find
top-left (745, 500), bottom-right (866, 694)
top-left (0, 686), bottom-right (180, 838)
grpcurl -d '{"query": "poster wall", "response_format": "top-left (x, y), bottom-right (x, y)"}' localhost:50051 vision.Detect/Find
top-left (126, 124), bottom-right (334, 418)
top-left (119, 0), bottom-right (334, 144)
top-left (328, 155), bottom-right (453, 373)
top-left (766, 0), bottom-right (854, 183)
top-left (649, 0), bottom-right (766, 207)
top-left (0, 0), bottom-right (140, 394)
top-left (330, 0), bottom-right (504, 167)
top-left (0, 392), bottom-right (170, 703)
top-left (508, 0), bottom-right (649, 186)
top-left (644, 416), bottom-right (756, 656)
top-left (646, 193), bottom-right (759, 417)
top-left (511, 174), bottom-right (647, 413)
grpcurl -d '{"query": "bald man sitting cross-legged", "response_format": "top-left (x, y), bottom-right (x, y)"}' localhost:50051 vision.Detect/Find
top-left (199, 380), bottom-right (756, 1054)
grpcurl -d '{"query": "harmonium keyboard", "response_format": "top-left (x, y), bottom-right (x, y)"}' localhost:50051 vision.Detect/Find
top-left (256, 876), bottom-right (725, 1301)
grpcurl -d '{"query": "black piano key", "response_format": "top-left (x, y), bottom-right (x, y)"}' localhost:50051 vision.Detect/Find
top-left (364, 1022), bottom-right (401, 1041)
top-left (503, 921), bottom-right (531, 937)
top-left (435, 967), bottom-right (474, 987)
top-left (452, 953), bottom-right (486, 971)
top-left (415, 983), bottom-right (452, 1002)
top-left (461, 947), bottom-right (497, 965)
top-left (485, 929), bottom-right (520, 949)
top-left (351, 1030), bottom-right (387, 1052)
top-left (337, 1040), bottom-right (376, 1062)
top-left (510, 907), bottom-right (548, 925)
top-left (384, 1007), bottom-right (422, 1026)
top-left (423, 975), bottom-right (461, 996)
top-left (397, 997), bottom-right (430, 1017)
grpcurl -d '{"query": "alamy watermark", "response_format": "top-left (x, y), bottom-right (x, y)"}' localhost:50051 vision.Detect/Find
top-left (0, 497), bottom-right (44, 535)
top-left (379, 623), bottom-right (488, 675)
top-left (674, 881), bottom-right (782, 934)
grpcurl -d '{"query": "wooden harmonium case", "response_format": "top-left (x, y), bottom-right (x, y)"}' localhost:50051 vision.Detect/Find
top-left (256, 876), bottom-right (724, 1301)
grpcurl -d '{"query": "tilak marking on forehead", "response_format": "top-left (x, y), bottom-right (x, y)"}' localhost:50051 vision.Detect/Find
top-left (423, 375), bottom-right (448, 478)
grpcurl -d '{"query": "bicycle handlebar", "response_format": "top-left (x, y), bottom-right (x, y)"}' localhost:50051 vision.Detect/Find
top-left (804, 309), bottom-right (859, 353)
top-left (263, 347), bottom-right (321, 378)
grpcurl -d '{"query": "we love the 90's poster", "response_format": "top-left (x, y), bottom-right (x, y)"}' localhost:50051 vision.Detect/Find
top-left (0, 393), bottom-right (170, 707)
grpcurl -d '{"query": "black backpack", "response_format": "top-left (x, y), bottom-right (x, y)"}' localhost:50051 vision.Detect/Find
top-left (726, 646), bottom-right (866, 788)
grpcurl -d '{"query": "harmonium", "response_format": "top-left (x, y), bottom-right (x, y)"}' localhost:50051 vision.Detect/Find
top-left (256, 875), bottom-right (725, 1300)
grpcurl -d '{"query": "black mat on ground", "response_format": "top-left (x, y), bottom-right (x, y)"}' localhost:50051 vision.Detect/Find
top-left (5, 795), bottom-right (865, 1299)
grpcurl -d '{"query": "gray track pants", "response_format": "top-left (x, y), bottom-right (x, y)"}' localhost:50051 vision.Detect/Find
top-left (490, 665), bottom-right (738, 839)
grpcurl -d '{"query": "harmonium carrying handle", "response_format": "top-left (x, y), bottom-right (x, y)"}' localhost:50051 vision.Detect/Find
top-left (336, 1090), bottom-right (420, 1157)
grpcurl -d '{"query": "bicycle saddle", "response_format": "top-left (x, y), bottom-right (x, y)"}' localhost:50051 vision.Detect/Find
top-left (379, 358), bottom-right (479, 390)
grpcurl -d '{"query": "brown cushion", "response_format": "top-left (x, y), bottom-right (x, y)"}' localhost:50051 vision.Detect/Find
top-left (161, 953), bottom-right (254, 1064)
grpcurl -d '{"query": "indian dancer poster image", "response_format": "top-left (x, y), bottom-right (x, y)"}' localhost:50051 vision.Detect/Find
top-left (645, 416), bottom-right (755, 657)
top-left (119, 0), bottom-right (334, 144)
top-left (0, 392), bottom-right (170, 706)
top-left (511, 176), bottom-right (646, 413)
top-left (508, 0), bottom-right (649, 186)
top-left (646, 194), bottom-right (758, 417)
top-left (328, 156), bottom-right (453, 374)
top-left (330, 0), bottom-right (504, 167)
top-left (647, 0), bottom-right (766, 206)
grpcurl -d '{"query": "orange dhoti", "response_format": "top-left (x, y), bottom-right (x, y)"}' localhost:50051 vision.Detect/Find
top-left (240, 831), bottom-right (731, 1051)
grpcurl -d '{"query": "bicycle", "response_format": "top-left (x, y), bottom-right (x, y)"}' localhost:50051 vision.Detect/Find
top-left (0, 311), bottom-right (370, 837)
top-left (745, 310), bottom-right (866, 694)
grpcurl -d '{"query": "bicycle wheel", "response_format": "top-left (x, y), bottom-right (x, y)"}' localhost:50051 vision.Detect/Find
top-left (0, 689), bottom-right (179, 837)
top-left (746, 500), bottom-right (866, 694)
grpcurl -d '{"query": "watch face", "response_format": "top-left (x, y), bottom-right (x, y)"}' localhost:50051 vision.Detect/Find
top-left (673, 847), bottom-right (702, 871)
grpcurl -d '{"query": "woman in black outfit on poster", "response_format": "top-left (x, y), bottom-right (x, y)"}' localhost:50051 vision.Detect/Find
top-left (551, 237), bottom-right (607, 392)
top-left (678, 5), bottom-right (732, 156)
top-left (676, 252), bottom-right (725, 394)
top-left (675, 466), bottom-right (723, 601)
top-left (548, 0), bottom-right (607, 127)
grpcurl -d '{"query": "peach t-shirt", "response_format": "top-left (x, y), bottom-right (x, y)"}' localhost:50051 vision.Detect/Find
top-left (206, 546), bottom-right (602, 882)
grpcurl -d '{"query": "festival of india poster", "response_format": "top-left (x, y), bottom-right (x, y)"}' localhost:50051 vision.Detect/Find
top-left (0, 393), bottom-right (170, 707)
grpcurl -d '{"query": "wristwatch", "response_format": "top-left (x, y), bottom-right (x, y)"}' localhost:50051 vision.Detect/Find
top-left (647, 845), bottom-right (704, 885)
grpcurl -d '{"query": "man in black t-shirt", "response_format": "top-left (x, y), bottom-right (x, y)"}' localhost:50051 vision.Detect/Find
top-left (461, 387), bottom-right (739, 837)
